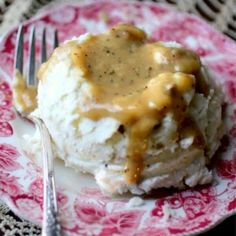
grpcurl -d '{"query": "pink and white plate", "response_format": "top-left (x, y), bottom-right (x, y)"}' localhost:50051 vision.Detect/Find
top-left (0, 0), bottom-right (236, 235)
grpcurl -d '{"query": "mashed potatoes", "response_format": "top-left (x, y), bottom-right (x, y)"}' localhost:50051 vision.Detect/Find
top-left (19, 24), bottom-right (224, 195)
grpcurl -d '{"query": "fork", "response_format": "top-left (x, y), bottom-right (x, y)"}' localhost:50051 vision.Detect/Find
top-left (14, 25), bottom-right (61, 236)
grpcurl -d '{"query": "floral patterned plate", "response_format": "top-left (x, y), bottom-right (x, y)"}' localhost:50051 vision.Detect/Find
top-left (0, 0), bottom-right (236, 235)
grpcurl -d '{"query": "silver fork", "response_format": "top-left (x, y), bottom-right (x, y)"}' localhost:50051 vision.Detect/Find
top-left (14, 25), bottom-right (61, 236)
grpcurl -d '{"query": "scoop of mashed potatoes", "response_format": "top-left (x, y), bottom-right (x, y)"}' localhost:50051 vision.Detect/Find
top-left (24, 24), bottom-right (224, 195)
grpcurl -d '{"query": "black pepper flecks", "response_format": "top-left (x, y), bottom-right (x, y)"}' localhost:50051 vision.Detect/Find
top-left (118, 125), bottom-right (125, 134)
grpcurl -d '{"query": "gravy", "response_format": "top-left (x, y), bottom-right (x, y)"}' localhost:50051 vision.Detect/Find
top-left (71, 24), bottom-right (204, 184)
top-left (13, 70), bottom-right (37, 113)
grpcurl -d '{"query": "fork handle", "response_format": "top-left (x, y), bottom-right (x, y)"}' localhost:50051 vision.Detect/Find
top-left (29, 116), bottom-right (62, 236)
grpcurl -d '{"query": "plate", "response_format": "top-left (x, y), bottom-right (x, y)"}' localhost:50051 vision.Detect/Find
top-left (0, 0), bottom-right (236, 235)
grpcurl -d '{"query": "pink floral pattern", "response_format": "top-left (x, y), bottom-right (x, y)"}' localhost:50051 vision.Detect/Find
top-left (0, 171), bottom-right (22, 196)
top-left (226, 80), bottom-right (236, 102)
top-left (0, 107), bottom-right (15, 121)
top-left (0, 80), bottom-right (13, 108)
top-left (0, 1), bottom-right (236, 235)
top-left (0, 144), bottom-right (21, 170)
top-left (216, 153), bottom-right (236, 179)
top-left (13, 195), bottom-right (43, 222)
top-left (0, 121), bottom-right (13, 136)
top-left (0, 79), bottom-right (14, 136)
top-left (28, 178), bottom-right (43, 201)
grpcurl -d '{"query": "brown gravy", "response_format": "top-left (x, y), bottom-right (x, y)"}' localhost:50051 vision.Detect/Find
top-left (13, 70), bottom-right (37, 113)
top-left (71, 24), bottom-right (204, 184)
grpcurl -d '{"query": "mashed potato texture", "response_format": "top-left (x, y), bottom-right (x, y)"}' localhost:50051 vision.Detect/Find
top-left (26, 25), bottom-right (224, 195)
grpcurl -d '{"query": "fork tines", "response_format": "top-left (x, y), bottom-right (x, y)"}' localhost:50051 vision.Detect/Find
top-left (41, 27), bottom-right (47, 64)
top-left (54, 30), bottom-right (59, 50)
top-left (14, 25), bottom-right (59, 87)
top-left (15, 25), bottom-right (24, 75)
top-left (28, 26), bottom-right (35, 86)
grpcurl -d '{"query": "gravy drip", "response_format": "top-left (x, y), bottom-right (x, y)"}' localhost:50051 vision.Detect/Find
top-left (13, 70), bottom-right (37, 113)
